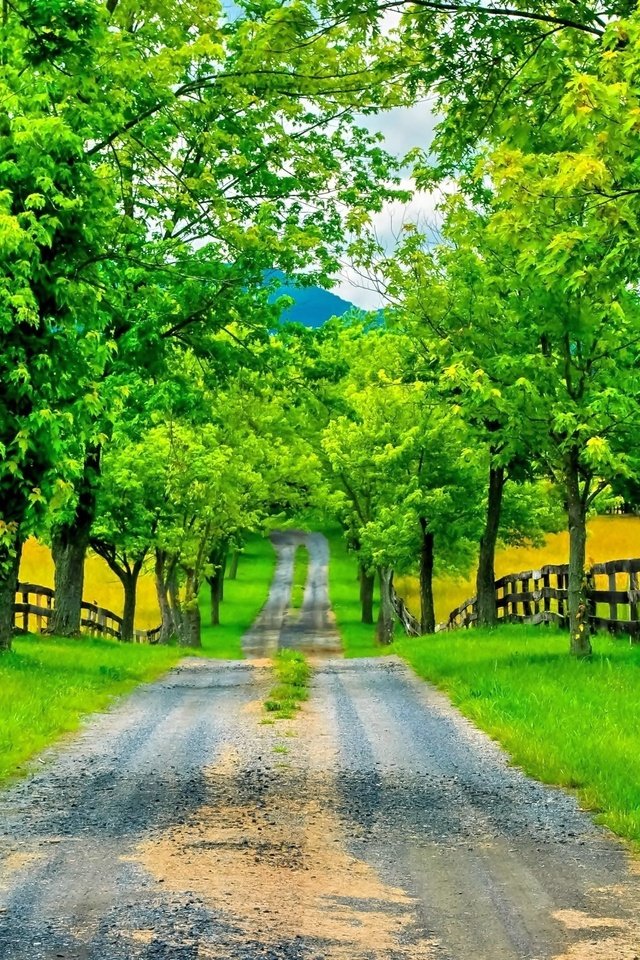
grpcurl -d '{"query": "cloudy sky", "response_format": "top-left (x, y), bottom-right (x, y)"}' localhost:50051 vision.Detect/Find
top-left (332, 102), bottom-right (442, 309)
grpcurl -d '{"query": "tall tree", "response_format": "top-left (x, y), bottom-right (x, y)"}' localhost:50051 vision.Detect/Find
top-left (89, 431), bottom-right (165, 642)
top-left (1, 0), bottom-right (404, 648)
top-left (320, 324), bottom-right (483, 640)
top-left (379, 207), bottom-right (543, 626)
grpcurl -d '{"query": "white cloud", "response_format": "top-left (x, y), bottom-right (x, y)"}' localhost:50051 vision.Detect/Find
top-left (363, 101), bottom-right (439, 161)
top-left (334, 177), bottom-right (451, 311)
top-left (335, 103), bottom-right (443, 309)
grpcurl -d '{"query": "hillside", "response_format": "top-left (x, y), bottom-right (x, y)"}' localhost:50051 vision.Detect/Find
top-left (267, 271), bottom-right (357, 327)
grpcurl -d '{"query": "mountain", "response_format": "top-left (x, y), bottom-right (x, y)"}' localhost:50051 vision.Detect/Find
top-left (266, 271), bottom-right (357, 328)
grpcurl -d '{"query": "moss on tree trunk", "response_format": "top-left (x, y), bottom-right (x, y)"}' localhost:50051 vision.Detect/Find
top-left (376, 566), bottom-right (395, 644)
top-left (0, 536), bottom-right (22, 652)
top-left (419, 520), bottom-right (436, 634)
top-left (475, 465), bottom-right (506, 628)
top-left (359, 563), bottom-right (375, 624)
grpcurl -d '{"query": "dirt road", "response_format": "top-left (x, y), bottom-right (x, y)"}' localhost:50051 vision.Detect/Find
top-left (1, 533), bottom-right (639, 959)
top-left (242, 531), bottom-right (341, 658)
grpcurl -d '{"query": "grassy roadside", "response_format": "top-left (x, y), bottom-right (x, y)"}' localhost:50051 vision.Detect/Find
top-left (197, 534), bottom-right (276, 658)
top-left (0, 637), bottom-right (181, 785)
top-left (264, 649), bottom-right (311, 719)
top-left (0, 534), bottom-right (276, 785)
top-left (395, 625), bottom-right (640, 847)
top-left (324, 528), bottom-right (386, 658)
top-left (290, 543), bottom-right (309, 611)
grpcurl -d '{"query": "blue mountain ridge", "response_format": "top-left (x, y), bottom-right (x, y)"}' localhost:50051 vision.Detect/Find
top-left (266, 270), bottom-right (358, 328)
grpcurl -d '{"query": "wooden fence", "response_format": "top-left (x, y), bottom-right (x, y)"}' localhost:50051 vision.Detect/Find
top-left (392, 590), bottom-right (421, 637)
top-left (14, 582), bottom-right (161, 643)
top-left (605, 503), bottom-right (640, 515)
top-left (445, 558), bottom-right (640, 637)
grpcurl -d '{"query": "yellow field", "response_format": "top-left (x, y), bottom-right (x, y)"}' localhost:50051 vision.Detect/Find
top-left (20, 516), bottom-right (640, 631)
top-left (20, 539), bottom-right (161, 629)
top-left (396, 515), bottom-right (640, 624)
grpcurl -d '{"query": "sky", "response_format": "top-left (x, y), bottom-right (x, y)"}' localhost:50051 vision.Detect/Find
top-left (332, 101), bottom-right (442, 309)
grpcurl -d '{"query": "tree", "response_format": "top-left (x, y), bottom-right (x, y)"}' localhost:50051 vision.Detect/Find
top-left (383, 162), bottom-right (640, 653)
top-left (378, 206), bottom-right (547, 627)
top-left (320, 323), bottom-right (483, 640)
top-left (89, 431), bottom-right (164, 642)
top-left (0, 28), bottom-right (116, 648)
top-left (399, 6), bottom-right (640, 654)
top-left (1, 0), bottom-right (405, 647)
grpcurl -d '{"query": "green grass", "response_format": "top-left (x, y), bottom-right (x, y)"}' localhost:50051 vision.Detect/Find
top-left (0, 636), bottom-right (181, 785)
top-left (197, 534), bottom-right (276, 658)
top-left (395, 625), bottom-right (640, 847)
top-left (264, 649), bottom-right (311, 719)
top-left (290, 544), bottom-right (309, 611)
top-left (324, 527), bottom-right (387, 658)
top-left (0, 534), bottom-right (276, 785)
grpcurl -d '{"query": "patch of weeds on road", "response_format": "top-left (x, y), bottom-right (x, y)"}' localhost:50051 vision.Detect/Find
top-left (290, 544), bottom-right (309, 614)
top-left (264, 650), bottom-right (310, 719)
top-left (273, 744), bottom-right (289, 755)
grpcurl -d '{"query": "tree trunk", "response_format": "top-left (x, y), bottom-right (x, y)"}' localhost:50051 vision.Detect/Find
top-left (228, 551), bottom-right (240, 580)
top-left (359, 563), bottom-right (375, 624)
top-left (206, 544), bottom-right (227, 623)
top-left (475, 464), bottom-right (506, 628)
top-left (218, 553), bottom-right (227, 602)
top-left (207, 570), bottom-right (223, 626)
top-left (51, 530), bottom-right (91, 636)
top-left (180, 570), bottom-right (202, 648)
top-left (181, 601), bottom-right (202, 648)
top-left (154, 550), bottom-right (175, 644)
top-left (120, 568), bottom-right (140, 642)
top-left (566, 451), bottom-right (592, 657)
top-left (0, 535), bottom-right (22, 652)
top-left (90, 539), bottom-right (146, 643)
top-left (168, 563), bottom-right (184, 641)
top-left (50, 447), bottom-right (101, 636)
top-left (419, 520), bottom-right (436, 634)
top-left (375, 566), bottom-right (395, 644)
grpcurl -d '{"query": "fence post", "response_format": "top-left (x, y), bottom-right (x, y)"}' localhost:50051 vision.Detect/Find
top-left (522, 574), bottom-right (531, 619)
top-left (608, 569), bottom-right (618, 622)
top-left (586, 570), bottom-right (596, 625)
top-left (21, 588), bottom-right (29, 632)
top-left (557, 571), bottom-right (564, 622)
top-left (543, 571), bottom-right (551, 620)
top-left (36, 591), bottom-right (43, 634)
top-left (630, 570), bottom-right (639, 624)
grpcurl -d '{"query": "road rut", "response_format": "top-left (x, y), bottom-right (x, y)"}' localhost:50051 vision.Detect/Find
top-left (1, 533), bottom-right (639, 959)
top-left (242, 531), bottom-right (341, 658)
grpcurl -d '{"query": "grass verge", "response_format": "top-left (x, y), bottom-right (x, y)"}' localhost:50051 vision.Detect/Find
top-left (0, 636), bottom-right (181, 785)
top-left (290, 544), bottom-right (309, 611)
top-left (198, 534), bottom-right (276, 658)
top-left (264, 649), bottom-right (311, 719)
top-left (324, 528), bottom-right (387, 658)
top-left (0, 534), bottom-right (276, 784)
top-left (395, 624), bottom-right (640, 847)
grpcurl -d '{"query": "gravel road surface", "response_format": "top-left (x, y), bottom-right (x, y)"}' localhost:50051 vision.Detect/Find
top-left (242, 531), bottom-right (341, 658)
top-left (1, 533), bottom-right (639, 959)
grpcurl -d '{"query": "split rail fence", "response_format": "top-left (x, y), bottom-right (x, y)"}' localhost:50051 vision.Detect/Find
top-left (445, 558), bottom-right (640, 637)
top-left (14, 582), bottom-right (161, 643)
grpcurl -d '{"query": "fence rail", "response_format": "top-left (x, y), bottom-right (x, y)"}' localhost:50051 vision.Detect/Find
top-left (445, 558), bottom-right (640, 637)
top-left (14, 582), bottom-right (161, 643)
top-left (392, 590), bottom-right (421, 637)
